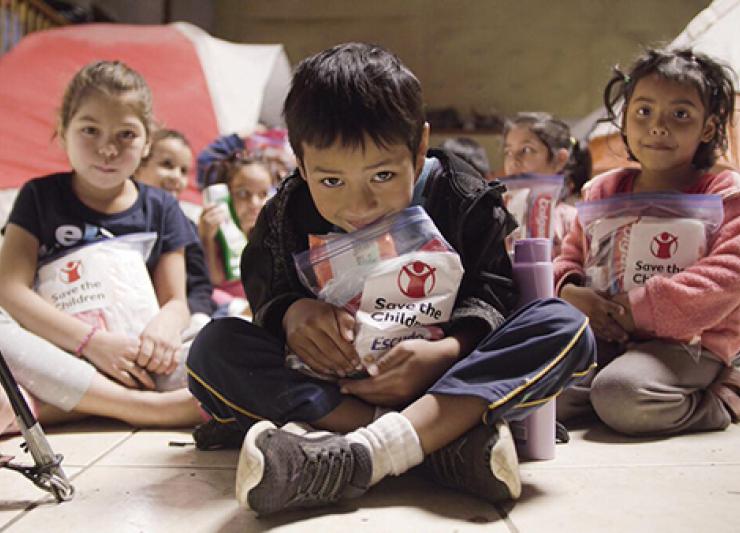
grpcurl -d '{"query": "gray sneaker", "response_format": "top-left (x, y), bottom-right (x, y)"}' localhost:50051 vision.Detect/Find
top-left (422, 419), bottom-right (521, 502)
top-left (236, 421), bottom-right (372, 515)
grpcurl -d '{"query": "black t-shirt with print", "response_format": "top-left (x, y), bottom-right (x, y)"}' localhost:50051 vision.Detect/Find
top-left (7, 172), bottom-right (197, 271)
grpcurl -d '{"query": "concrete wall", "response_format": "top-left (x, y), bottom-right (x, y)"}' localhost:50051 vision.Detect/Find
top-left (60, 1), bottom-right (709, 170)
top-left (213, 0), bottom-right (709, 122)
top-left (64, 0), bottom-right (214, 31)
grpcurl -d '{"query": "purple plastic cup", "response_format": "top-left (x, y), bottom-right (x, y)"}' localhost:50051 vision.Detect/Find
top-left (511, 238), bottom-right (556, 460)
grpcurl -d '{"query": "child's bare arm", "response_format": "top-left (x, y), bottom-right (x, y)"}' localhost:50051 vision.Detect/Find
top-left (0, 225), bottom-right (102, 350)
top-left (283, 298), bottom-right (360, 378)
top-left (0, 224), bottom-right (149, 387)
top-left (139, 249), bottom-right (190, 374)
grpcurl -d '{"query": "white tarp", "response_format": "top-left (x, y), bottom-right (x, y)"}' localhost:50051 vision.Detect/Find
top-left (174, 22), bottom-right (292, 133)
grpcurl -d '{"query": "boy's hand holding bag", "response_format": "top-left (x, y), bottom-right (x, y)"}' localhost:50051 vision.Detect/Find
top-left (292, 206), bottom-right (464, 378)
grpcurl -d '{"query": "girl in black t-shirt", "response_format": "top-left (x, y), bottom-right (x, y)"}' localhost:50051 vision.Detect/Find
top-left (0, 61), bottom-right (203, 435)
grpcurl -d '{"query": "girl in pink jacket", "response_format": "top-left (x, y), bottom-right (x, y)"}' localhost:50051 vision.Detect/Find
top-left (555, 47), bottom-right (740, 435)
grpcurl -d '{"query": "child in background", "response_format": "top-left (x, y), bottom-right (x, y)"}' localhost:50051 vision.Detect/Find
top-left (0, 61), bottom-right (203, 431)
top-left (503, 112), bottom-right (592, 257)
top-left (186, 42), bottom-right (595, 516)
top-left (439, 136), bottom-right (491, 179)
top-left (135, 128), bottom-right (217, 322)
top-left (196, 127), bottom-right (295, 188)
top-left (555, 47), bottom-right (740, 435)
top-left (198, 151), bottom-right (273, 305)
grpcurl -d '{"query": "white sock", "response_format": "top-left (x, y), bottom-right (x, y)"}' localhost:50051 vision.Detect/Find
top-left (346, 412), bottom-right (424, 486)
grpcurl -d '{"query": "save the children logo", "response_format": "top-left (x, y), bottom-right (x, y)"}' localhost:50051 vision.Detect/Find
top-left (650, 232), bottom-right (679, 259)
top-left (59, 260), bottom-right (83, 283)
top-left (397, 260), bottom-right (436, 298)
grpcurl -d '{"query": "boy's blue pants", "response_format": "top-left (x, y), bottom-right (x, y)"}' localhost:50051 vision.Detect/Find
top-left (186, 298), bottom-right (596, 429)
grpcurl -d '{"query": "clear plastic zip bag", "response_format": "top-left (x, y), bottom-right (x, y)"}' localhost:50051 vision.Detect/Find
top-left (577, 193), bottom-right (723, 295)
top-left (500, 173), bottom-right (564, 251)
top-left (292, 206), bottom-right (464, 374)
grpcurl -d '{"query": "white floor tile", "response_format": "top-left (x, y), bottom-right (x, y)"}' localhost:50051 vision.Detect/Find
top-left (508, 464), bottom-right (740, 533)
top-left (3, 466), bottom-right (247, 533)
top-left (2, 467), bottom-right (509, 533)
top-left (0, 465), bottom-right (80, 530)
top-left (95, 428), bottom-right (238, 468)
top-left (258, 474), bottom-right (511, 533)
top-left (523, 422), bottom-right (740, 470)
top-left (1, 418), bottom-right (133, 468)
top-left (2, 419), bottom-right (739, 532)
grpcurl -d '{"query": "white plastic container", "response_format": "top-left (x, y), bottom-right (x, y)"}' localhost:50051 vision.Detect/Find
top-left (203, 183), bottom-right (248, 281)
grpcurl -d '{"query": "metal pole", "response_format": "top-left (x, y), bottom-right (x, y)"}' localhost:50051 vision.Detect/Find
top-left (0, 348), bottom-right (74, 501)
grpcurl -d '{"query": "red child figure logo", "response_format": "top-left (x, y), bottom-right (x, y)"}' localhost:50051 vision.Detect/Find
top-left (59, 260), bottom-right (83, 283)
top-left (398, 260), bottom-right (436, 298)
top-left (651, 232), bottom-right (679, 259)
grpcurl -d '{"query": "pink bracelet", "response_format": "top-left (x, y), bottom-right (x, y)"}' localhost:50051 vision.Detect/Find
top-left (75, 325), bottom-right (99, 357)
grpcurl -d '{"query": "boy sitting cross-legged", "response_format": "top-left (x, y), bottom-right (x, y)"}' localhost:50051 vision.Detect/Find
top-left (186, 42), bottom-right (596, 516)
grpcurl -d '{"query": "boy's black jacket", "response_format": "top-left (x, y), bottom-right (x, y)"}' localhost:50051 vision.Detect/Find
top-left (241, 149), bottom-right (520, 342)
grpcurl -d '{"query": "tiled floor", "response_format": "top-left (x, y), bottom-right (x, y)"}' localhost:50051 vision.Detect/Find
top-left (1, 419), bottom-right (738, 532)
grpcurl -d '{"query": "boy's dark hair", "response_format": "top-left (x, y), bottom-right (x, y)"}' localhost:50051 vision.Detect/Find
top-left (439, 137), bottom-right (491, 176)
top-left (504, 112), bottom-right (592, 195)
top-left (603, 47), bottom-right (736, 170)
top-left (283, 42), bottom-right (426, 163)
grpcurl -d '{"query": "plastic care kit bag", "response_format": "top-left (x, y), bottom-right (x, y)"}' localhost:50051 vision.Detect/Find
top-left (35, 233), bottom-right (160, 336)
top-left (500, 174), bottom-right (564, 249)
top-left (577, 193), bottom-right (723, 295)
top-left (293, 206), bottom-right (464, 376)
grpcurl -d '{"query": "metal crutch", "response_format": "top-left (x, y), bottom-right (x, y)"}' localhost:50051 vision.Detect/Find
top-left (0, 349), bottom-right (74, 502)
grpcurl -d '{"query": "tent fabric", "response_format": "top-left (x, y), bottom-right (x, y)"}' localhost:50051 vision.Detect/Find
top-left (0, 22), bottom-right (290, 203)
top-left (174, 22), bottom-right (291, 136)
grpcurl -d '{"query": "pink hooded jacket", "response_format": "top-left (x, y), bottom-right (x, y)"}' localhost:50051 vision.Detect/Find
top-left (554, 167), bottom-right (740, 365)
